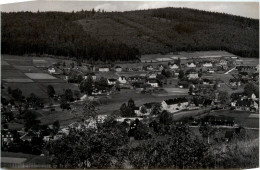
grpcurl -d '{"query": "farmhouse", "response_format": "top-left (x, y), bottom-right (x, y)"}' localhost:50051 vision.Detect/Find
top-left (145, 65), bottom-right (154, 71)
top-left (186, 62), bottom-right (196, 68)
top-left (168, 63), bottom-right (179, 70)
top-left (1, 130), bottom-right (14, 146)
top-left (161, 98), bottom-right (188, 113)
top-left (148, 73), bottom-right (157, 79)
top-left (128, 76), bottom-right (146, 83)
top-left (233, 98), bottom-right (258, 112)
top-left (48, 67), bottom-right (56, 74)
top-left (118, 76), bottom-right (127, 84)
top-left (147, 79), bottom-right (159, 87)
top-left (203, 62), bottom-right (213, 67)
top-left (187, 72), bottom-right (199, 79)
top-left (84, 73), bottom-right (97, 81)
top-left (115, 66), bottom-right (122, 72)
top-left (99, 66), bottom-right (110, 72)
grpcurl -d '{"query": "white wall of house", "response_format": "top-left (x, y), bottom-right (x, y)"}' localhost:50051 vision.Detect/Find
top-left (161, 101), bottom-right (188, 113)
top-left (99, 68), bottom-right (109, 72)
top-left (118, 77), bottom-right (127, 84)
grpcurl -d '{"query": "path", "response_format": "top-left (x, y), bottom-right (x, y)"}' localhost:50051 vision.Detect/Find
top-left (224, 67), bottom-right (236, 74)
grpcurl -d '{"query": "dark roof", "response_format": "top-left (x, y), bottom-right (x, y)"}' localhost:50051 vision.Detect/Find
top-left (108, 78), bottom-right (117, 82)
top-left (203, 99), bottom-right (213, 106)
top-left (236, 99), bottom-right (253, 107)
top-left (225, 130), bottom-right (234, 139)
top-left (143, 102), bottom-right (158, 109)
top-left (147, 79), bottom-right (158, 83)
top-left (115, 66), bottom-right (122, 68)
top-left (164, 98), bottom-right (188, 105)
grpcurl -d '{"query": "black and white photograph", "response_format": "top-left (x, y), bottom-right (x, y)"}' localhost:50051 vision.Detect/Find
top-left (0, 0), bottom-right (259, 169)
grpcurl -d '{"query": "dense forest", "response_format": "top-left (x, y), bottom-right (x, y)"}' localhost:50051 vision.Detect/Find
top-left (1, 11), bottom-right (140, 62)
top-left (2, 7), bottom-right (259, 61)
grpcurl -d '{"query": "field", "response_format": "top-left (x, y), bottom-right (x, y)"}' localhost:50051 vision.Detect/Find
top-left (1, 55), bottom-right (80, 100)
top-left (209, 110), bottom-right (259, 128)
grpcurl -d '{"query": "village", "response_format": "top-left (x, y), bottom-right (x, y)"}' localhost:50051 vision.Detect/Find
top-left (1, 50), bottom-right (259, 167)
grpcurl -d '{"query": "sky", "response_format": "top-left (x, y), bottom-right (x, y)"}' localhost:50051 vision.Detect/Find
top-left (0, 1), bottom-right (259, 19)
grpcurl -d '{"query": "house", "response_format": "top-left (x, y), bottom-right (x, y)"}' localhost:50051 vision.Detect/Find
top-left (234, 98), bottom-right (258, 112)
top-left (157, 64), bottom-right (165, 71)
top-left (107, 78), bottom-right (117, 85)
top-left (161, 98), bottom-right (188, 113)
top-left (84, 73), bottom-right (97, 81)
top-left (219, 59), bottom-right (228, 66)
top-left (148, 73), bottom-right (157, 79)
top-left (168, 63), bottom-right (179, 70)
top-left (134, 102), bottom-right (157, 117)
top-left (147, 79), bottom-right (159, 88)
top-left (115, 66), bottom-right (122, 72)
top-left (187, 72), bottom-right (199, 79)
top-left (128, 76), bottom-right (146, 83)
top-left (118, 76), bottom-right (127, 84)
top-left (202, 79), bottom-right (214, 85)
top-left (203, 62), bottom-right (213, 67)
top-left (229, 78), bottom-right (241, 87)
top-left (1, 130), bottom-right (14, 146)
top-left (99, 66), bottom-right (109, 72)
top-left (186, 62), bottom-right (196, 68)
top-left (145, 65), bottom-right (154, 71)
top-left (48, 67), bottom-right (56, 74)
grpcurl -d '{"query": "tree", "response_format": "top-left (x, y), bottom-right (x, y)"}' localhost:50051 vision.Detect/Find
top-left (53, 120), bottom-right (60, 134)
top-left (82, 100), bottom-right (97, 120)
top-left (133, 121), bottom-right (151, 140)
top-left (151, 103), bottom-right (161, 115)
top-left (159, 110), bottom-right (173, 125)
top-left (24, 110), bottom-right (41, 131)
top-left (60, 95), bottom-right (70, 110)
top-left (11, 88), bottom-right (23, 101)
top-left (178, 70), bottom-right (185, 80)
top-left (140, 106), bottom-right (147, 114)
top-left (47, 85), bottom-right (55, 97)
top-left (74, 90), bottom-right (81, 100)
top-left (80, 76), bottom-right (93, 95)
top-left (244, 82), bottom-right (258, 97)
top-left (128, 98), bottom-right (135, 108)
top-left (64, 89), bottom-right (74, 102)
top-left (218, 91), bottom-right (229, 105)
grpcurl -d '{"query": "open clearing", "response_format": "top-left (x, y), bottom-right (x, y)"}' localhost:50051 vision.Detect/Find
top-left (25, 73), bottom-right (57, 80)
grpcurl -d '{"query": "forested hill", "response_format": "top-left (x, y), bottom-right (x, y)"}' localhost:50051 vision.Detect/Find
top-left (2, 8), bottom-right (259, 61)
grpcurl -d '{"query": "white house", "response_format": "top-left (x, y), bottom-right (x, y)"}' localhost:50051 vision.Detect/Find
top-left (145, 65), bottom-right (154, 71)
top-left (115, 66), bottom-right (122, 72)
top-left (147, 79), bottom-right (159, 87)
top-left (169, 63), bottom-right (179, 70)
top-left (187, 72), bottom-right (199, 79)
top-left (203, 62), bottom-right (213, 67)
top-left (186, 62), bottom-right (196, 68)
top-left (148, 73), bottom-right (157, 79)
top-left (107, 78), bottom-right (117, 85)
top-left (118, 76), bottom-right (127, 84)
top-left (161, 98), bottom-right (188, 113)
top-left (99, 67), bottom-right (109, 72)
top-left (48, 67), bottom-right (56, 74)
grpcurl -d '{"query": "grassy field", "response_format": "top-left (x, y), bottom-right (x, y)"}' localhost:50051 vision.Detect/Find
top-left (1, 55), bottom-right (79, 100)
top-left (209, 110), bottom-right (259, 128)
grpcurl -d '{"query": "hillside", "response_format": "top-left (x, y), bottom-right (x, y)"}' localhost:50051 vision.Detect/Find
top-left (1, 8), bottom-right (259, 61)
